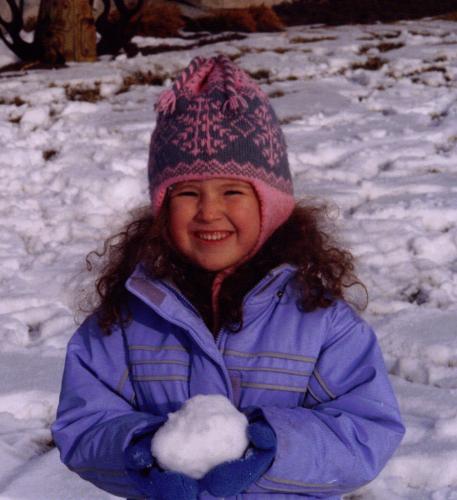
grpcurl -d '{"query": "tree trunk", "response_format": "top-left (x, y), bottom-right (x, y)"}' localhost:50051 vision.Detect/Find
top-left (35, 0), bottom-right (97, 64)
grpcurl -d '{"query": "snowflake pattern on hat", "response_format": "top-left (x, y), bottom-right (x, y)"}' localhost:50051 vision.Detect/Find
top-left (149, 55), bottom-right (292, 199)
top-left (150, 92), bottom-right (288, 184)
top-left (170, 97), bottom-right (239, 156)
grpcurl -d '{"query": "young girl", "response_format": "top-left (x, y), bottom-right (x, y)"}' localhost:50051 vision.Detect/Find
top-left (52, 55), bottom-right (404, 499)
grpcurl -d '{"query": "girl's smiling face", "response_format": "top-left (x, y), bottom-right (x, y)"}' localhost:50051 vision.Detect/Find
top-left (168, 178), bottom-right (261, 272)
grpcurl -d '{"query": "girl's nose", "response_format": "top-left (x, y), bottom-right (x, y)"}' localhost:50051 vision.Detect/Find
top-left (196, 196), bottom-right (222, 222)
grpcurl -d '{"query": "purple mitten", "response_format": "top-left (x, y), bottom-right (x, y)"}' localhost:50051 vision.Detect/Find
top-left (199, 420), bottom-right (276, 497)
top-left (124, 434), bottom-right (199, 500)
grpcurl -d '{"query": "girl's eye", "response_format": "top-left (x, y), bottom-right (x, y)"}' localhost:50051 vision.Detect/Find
top-left (225, 190), bottom-right (243, 196)
top-left (175, 190), bottom-right (198, 197)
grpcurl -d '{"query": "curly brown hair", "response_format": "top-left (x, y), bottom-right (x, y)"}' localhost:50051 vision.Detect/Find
top-left (84, 201), bottom-right (366, 335)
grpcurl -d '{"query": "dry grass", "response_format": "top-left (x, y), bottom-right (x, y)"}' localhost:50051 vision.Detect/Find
top-left (0, 96), bottom-right (25, 106)
top-left (280, 114), bottom-right (302, 125)
top-left (351, 57), bottom-right (387, 71)
top-left (247, 69), bottom-right (271, 80)
top-left (187, 6), bottom-right (284, 33)
top-left (387, 64), bottom-right (451, 85)
top-left (377, 42), bottom-right (405, 52)
top-left (367, 31), bottom-right (402, 40)
top-left (408, 30), bottom-right (438, 36)
top-left (290, 35), bottom-right (337, 44)
top-left (435, 10), bottom-right (457, 20)
top-left (358, 45), bottom-right (374, 54)
top-left (268, 90), bottom-right (285, 98)
top-left (188, 9), bottom-right (257, 33)
top-left (134, 4), bottom-right (185, 38)
top-left (248, 6), bottom-right (284, 31)
top-left (273, 47), bottom-right (290, 54)
top-left (274, 0), bottom-right (457, 26)
top-left (64, 83), bottom-right (102, 102)
top-left (43, 149), bottom-right (58, 161)
top-left (118, 70), bottom-right (166, 94)
top-left (8, 115), bottom-right (21, 124)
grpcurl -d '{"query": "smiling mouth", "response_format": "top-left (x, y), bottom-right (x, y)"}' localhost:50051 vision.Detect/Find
top-left (194, 231), bottom-right (233, 241)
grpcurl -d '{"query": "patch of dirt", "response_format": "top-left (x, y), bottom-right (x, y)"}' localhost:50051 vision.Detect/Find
top-left (0, 96), bottom-right (25, 106)
top-left (351, 57), bottom-right (387, 71)
top-left (0, 61), bottom-right (66, 74)
top-left (64, 83), bottom-right (102, 102)
top-left (377, 42), bottom-right (404, 52)
top-left (248, 69), bottom-right (271, 81)
top-left (290, 35), bottom-right (337, 44)
top-left (42, 149), bottom-right (58, 161)
top-left (280, 114), bottom-right (302, 125)
top-left (118, 71), bottom-right (166, 94)
top-left (367, 30), bottom-right (402, 40)
top-left (268, 90), bottom-right (285, 98)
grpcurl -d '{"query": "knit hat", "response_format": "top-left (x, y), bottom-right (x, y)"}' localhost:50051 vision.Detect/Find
top-left (148, 55), bottom-right (295, 258)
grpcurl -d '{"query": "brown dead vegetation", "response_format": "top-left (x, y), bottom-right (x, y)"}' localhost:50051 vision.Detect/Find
top-left (187, 6), bottom-right (284, 33)
top-left (249, 5), bottom-right (285, 31)
top-left (43, 149), bottom-right (58, 161)
top-left (0, 96), bottom-right (25, 106)
top-left (290, 35), bottom-right (337, 44)
top-left (351, 57), bottom-right (387, 71)
top-left (118, 70), bottom-right (166, 93)
top-left (274, 0), bottom-right (457, 26)
top-left (437, 10), bottom-right (457, 20)
top-left (64, 83), bottom-right (102, 102)
top-left (247, 69), bottom-right (271, 80)
top-left (268, 90), bottom-right (285, 98)
top-left (377, 42), bottom-right (404, 52)
top-left (133, 4), bottom-right (184, 37)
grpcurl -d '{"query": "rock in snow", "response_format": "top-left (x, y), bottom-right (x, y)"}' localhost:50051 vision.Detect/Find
top-left (151, 394), bottom-right (249, 479)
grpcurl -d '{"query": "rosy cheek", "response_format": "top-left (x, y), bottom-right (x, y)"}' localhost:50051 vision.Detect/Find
top-left (168, 214), bottom-right (182, 243)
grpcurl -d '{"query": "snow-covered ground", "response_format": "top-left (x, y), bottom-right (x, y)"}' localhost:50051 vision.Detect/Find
top-left (0, 19), bottom-right (457, 499)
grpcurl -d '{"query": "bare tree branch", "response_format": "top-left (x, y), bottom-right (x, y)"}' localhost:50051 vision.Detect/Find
top-left (96, 0), bottom-right (145, 56)
top-left (97, 0), bottom-right (111, 26)
top-left (0, 27), bottom-right (14, 52)
top-left (0, 0), bottom-right (41, 61)
top-left (1, 0), bottom-right (23, 31)
top-left (113, 0), bottom-right (143, 17)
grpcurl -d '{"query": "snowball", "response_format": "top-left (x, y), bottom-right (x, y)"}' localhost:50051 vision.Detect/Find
top-left (151, 394), bottom-right (249, 479)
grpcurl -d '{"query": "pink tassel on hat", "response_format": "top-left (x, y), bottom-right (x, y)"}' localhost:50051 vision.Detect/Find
top-left (222, 94), bottom-right (248, 114)
top-left (154, 57), bottom-right (211, 116)
top-left (155, 89), bottom-right (177, 115)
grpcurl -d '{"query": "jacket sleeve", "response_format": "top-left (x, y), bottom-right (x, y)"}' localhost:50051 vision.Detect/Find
top-left (51, 315), bottom-right (164, 499)
top-left (247, 300), bottom-right (405, 497)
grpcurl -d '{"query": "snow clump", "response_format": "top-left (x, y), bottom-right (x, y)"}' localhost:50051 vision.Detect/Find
top-left (151, 394), bottom-right (249, 479)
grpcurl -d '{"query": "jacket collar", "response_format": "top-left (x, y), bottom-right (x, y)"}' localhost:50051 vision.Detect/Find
top-left (125, 263), bottom-right (297, 362)
top-left (126, 262), bottom-right (297, 315)
top-left (243, 263), bottom-right (297, 305)
top-left (126, 264), bottom-right (223, 364)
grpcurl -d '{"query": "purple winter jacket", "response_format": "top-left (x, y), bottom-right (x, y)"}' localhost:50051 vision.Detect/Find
top-left (52, 263), bottom-right (405, 499)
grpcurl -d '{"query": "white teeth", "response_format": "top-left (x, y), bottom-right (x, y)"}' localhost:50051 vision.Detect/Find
top-left (196, 232), bottom-right (230, 241)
